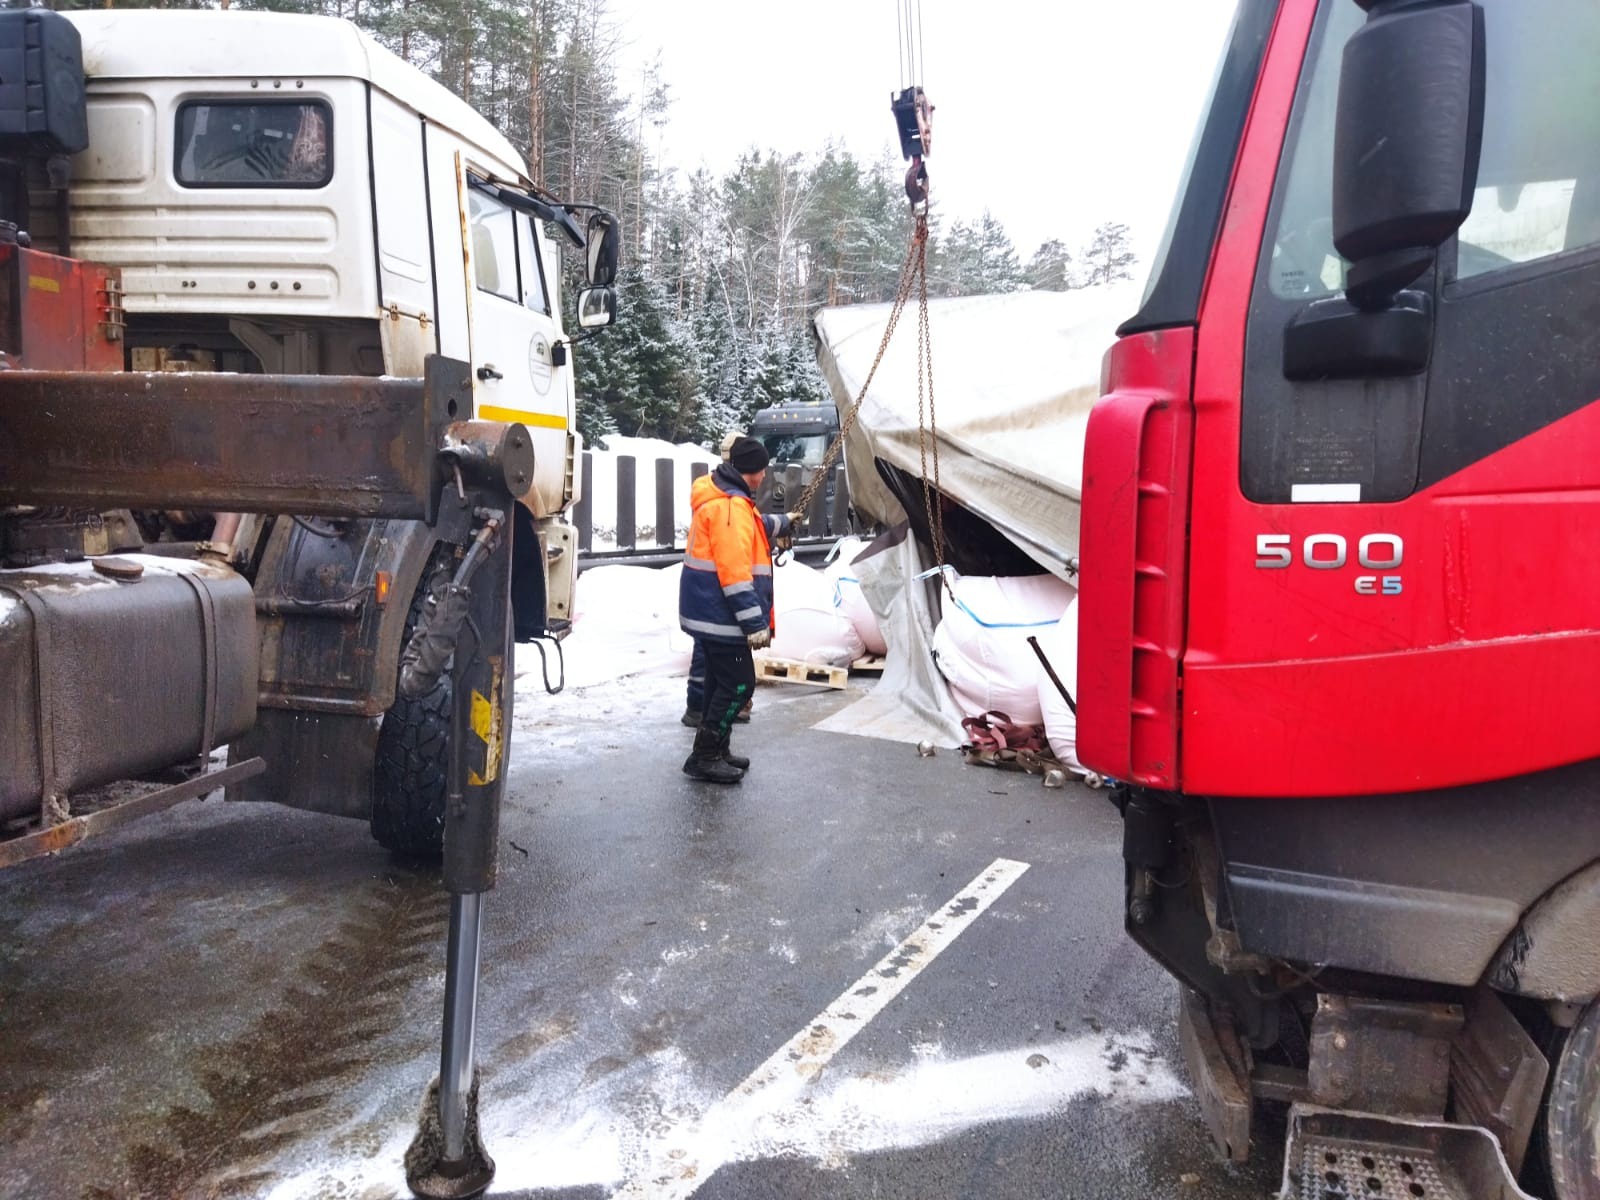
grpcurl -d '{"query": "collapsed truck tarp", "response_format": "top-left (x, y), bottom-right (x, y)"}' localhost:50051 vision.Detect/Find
top-left (813, 283), bottom-right (1142, 579)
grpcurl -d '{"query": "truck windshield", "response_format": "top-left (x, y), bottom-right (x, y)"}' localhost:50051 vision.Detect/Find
top-left (759, 433), bottom-right (830, 466)
top-left (1267, 0), bottom-right (1600, 298)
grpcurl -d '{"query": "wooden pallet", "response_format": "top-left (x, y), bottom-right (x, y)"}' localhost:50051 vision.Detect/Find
top-left (753, 653), bottom-right (849, 689)
top-left (850, 654), bottom-right (887, 673)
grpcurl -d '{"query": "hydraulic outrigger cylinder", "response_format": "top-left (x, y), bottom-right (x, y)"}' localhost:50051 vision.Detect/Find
top-left (401, 422), bottom-right (530, 1200)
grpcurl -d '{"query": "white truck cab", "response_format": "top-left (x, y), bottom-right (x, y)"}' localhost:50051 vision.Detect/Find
top-left (53, 8), bottom-right (602, 623)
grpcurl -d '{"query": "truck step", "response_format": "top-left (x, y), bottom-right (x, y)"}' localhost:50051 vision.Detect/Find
top-left (753, 653), bottom-right (849, 689)
top-left (1284, 1107), bottom-right (1533, 1200)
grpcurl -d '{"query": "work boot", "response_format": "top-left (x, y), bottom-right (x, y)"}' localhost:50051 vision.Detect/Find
top-left (721, 736), bottom-right (750, 772)
top-left (680, 705), bottom-right (699, 727)
top-left (682, 727), bottom-right (743, 784)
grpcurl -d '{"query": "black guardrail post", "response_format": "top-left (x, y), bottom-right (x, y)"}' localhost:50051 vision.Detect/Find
top-left (616, 455), bottom-right (636, 551)
top-left (655, 458), bottom-right (674, 548)
top-left (574, 451), bottom-right (593, 552)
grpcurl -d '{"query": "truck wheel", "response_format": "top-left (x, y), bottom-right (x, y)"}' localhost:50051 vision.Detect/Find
top-left (1547, 998), bottom-right (1600, 1200)
top-left (371, 555), bottom-right (453, 859)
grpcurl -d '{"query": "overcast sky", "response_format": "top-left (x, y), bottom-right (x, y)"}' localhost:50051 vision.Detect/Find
top-left (607, 0), bottom-right (1241, 274)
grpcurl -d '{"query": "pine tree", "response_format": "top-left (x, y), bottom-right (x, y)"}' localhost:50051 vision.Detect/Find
top-left (1080, 221), bottom-right (1138, 286)
top-left (933, 210), bottom-right (1023, 296)
top-left (1026, 239), bottom-right (1075, 291)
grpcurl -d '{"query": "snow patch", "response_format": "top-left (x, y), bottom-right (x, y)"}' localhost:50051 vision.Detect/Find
top-left (257, 1025), bottom-right (1183, 1200)
top-left (527, 563), bottom-right (690, 692)
top-left (729, 1031), bottom-right (1187, 1172)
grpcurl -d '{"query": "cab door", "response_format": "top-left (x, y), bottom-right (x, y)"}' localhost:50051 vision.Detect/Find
top-left (457, 165), bottom-right (572, 518)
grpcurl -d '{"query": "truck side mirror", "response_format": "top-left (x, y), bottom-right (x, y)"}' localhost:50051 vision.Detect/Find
top-left (576, 286), bottom-right (617, 330)
top-left (1333, 0), bottom-right (1485, 310)
top-left (585, 212), bottom-right (619, 288)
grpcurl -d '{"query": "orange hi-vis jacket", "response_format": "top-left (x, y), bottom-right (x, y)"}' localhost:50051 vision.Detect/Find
top-left (678, 464), bottom-right (789, 645)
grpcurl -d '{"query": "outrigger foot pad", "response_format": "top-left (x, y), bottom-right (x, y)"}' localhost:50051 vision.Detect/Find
top-left (405, 1072), bottom-right (495, 1200)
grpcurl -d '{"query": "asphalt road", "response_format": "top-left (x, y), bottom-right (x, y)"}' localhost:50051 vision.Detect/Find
top-left (0, 672), bottom-right (1282, 1200)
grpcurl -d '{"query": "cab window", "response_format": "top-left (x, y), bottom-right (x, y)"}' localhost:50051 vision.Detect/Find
top-left (759, 433), bottom-right (829, 467)
top-left (1264, 0), bottom-right (1600, 296)
top-left (1451, 5), bottom-right (1600, 281)
top-left (468, 188), bottom-right (519, 302)
top-left (175, 100), bottom-right (332, 188)
top-left (517, 213), bottom-right (549, 313)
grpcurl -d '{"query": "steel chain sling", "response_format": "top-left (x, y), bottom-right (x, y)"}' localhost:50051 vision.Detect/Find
top-left (792, 212), bottom-right (948, 591)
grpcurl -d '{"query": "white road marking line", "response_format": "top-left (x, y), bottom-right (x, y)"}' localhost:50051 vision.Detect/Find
top-left (609, 856), bottom-right (1032, 1200)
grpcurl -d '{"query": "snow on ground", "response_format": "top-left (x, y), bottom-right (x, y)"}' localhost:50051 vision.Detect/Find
top-left (584, 435), bottom-right (719, 551)
top-left (535, 563), bottom-right (692, 692)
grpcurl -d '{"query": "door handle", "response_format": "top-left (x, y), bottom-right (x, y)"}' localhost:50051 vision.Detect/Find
top-left (476, 364), bottom-right (503, 382)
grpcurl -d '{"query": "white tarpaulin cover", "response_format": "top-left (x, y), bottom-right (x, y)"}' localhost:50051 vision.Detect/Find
top-left (813, 283), bottom-right (1143, 579)
top-left (812, 525), bottom-right (968, 748)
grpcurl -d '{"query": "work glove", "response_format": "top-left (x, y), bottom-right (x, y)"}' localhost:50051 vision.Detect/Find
top-left (786, 510), bottom-right (806, 529)
top-left (747, 628), bottom-right (772, 650)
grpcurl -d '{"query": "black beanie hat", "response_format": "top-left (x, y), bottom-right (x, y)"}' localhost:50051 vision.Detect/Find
top-left (728, 436), bottom-right (770, 473)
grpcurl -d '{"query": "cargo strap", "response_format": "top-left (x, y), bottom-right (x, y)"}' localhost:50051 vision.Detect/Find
top-left (959, 709), bottom-right (1056, 775)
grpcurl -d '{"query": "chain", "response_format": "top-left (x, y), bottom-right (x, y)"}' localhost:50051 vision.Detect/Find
top-left (912, 227), bottom-right (947, 592)
top-left (794, 211), bottom-right (942, 595)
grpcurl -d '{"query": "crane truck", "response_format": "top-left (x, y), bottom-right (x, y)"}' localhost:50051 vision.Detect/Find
top-left (1079, 1), bottom-right (1600, 1197)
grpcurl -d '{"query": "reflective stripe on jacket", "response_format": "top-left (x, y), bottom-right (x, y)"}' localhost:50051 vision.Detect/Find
top-left (679, 464), bottom-right (776, 644)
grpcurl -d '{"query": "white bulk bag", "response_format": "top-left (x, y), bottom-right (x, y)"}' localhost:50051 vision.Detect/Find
top-left (933, 572), bottom-right (1078, 726)
top-left (824, 537), bottom-right (888, 657)
top-left (770, 558), bottom-right (866, 667)
top-left (1034, 597), bottom-right (1081, 770)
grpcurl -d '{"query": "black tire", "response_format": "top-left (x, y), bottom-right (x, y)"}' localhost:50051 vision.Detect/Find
top-left (1547, 998), bottom-right (1600, 1200)
top-left (371, 554), bottom-right (453, 859)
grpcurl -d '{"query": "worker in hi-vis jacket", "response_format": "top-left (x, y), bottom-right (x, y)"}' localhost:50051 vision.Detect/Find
top-left (677, 436), bottom-right (794, 783)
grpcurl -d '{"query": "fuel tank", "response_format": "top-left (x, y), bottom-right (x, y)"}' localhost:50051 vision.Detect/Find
top-left (0, 555), bottom-right (256, 822)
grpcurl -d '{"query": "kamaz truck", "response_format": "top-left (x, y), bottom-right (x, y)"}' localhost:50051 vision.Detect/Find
top-left (1079, 1), bottom-right (1600, 1197)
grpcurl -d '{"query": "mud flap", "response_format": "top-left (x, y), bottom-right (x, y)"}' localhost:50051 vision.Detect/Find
top-left (1281, 1106), bottom-right (1534, 1200)
top-left (1179, 986), bottom-right (1253, 1163)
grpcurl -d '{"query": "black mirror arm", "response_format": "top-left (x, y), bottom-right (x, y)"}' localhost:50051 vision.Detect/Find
top-left (473, 179), bottom-right (586, 247)
top-left (549, 330), bottom-right (605, 368)
top-left (1282, 289), bottom-right (1433, 381)
top-left (550, 207), bottom-right (587, 248)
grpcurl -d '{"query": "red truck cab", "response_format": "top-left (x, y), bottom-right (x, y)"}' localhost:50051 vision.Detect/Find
top-left (1079, 1), bottom-right (1600, 1194)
